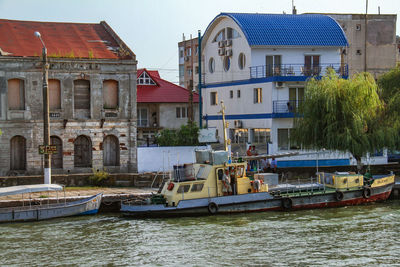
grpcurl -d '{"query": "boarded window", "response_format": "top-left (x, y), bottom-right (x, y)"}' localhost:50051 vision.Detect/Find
top-left (74, 80), bottom-right (90, 109)
top-left (51, 136), bottom-right (63, 169)
top-left (10, 135), bottom-right (26, 170)
top-left (103, 80), bottom-right (118, 109)
top-left (103, 135), bottom-right (120, 166)
top-left (49, 79), bottom-right (61, 110)
top-left (74, 135), bottom-right (92, 167)
top-left (8, 79), bottom-right (25, 110)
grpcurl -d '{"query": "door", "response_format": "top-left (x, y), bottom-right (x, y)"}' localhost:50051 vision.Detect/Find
top-left (50, 136), bottom-right (63, 169)
top-left (10, 136), bottom-right (26, 170)
top-left (103, 135), bottom-right (120, 166)
top-left (74, 135), bottom-right (92, 167)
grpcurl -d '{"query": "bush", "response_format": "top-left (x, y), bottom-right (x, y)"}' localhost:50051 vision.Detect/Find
top-left (155, 122), bottom-right (199, 146)
top-left (89, 169), bottom-right (110, 186)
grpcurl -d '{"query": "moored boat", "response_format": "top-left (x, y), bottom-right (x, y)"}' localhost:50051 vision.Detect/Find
top-left (121, 102), bottom-right (394, 218)
top-left (0, 184), bottom-right (102, 223)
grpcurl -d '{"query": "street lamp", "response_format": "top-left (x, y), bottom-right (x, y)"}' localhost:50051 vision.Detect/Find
top-left (35, 31), bottom-right (51, 184)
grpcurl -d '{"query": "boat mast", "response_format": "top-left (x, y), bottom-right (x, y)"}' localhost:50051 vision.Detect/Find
top-left (220, 101), bottom-right (228, 151)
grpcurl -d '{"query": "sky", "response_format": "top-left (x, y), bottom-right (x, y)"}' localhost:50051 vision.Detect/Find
top-left (0, 0), bottom-right (399, 84)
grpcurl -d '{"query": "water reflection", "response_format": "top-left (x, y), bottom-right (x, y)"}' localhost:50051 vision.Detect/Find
top-left (0, 201), bottom-right (399, 266)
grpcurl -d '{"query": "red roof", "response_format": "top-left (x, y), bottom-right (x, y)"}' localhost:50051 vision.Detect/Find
top-left (137, 69), bottom-right (199, 103)
top-left (0, 19), bottom-right (134, 59)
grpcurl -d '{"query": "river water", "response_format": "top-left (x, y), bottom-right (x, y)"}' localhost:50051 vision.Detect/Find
top-left (1, 200), bottom-right (399, 267)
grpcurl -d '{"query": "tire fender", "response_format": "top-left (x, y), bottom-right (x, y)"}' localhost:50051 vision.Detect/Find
top-left (281, 197), bottom-right (293, 210)
top-left (208, 202), bottom-right (218, 215)
top-left (335, 190), bottom-right (344, 201)
top-left (363, 187), bottom-right (372, 199)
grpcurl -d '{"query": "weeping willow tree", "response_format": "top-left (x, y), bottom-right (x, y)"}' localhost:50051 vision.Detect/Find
top-left (378, 66), bottom-right (400, 148)
top-left (292, 69), bottom-right (394, 171)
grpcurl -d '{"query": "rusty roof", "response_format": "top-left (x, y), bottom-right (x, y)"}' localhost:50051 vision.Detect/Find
top-left (0, 19), bottom-right (134, 60)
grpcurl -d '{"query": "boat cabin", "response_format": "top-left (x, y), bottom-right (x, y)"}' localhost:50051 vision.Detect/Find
top-left (159, 150), bottom-right (268, 207)
top-left (318, 172), bottom-right (364, 189)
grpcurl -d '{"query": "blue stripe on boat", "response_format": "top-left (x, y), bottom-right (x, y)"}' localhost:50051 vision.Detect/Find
top-left (80, 209), bottom-right (99, 215)
top-left (277, 159), bottom-right (350, 168)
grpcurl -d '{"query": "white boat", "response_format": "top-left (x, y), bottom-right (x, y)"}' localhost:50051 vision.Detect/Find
top-left (0, 184), bottom-right (102, 223)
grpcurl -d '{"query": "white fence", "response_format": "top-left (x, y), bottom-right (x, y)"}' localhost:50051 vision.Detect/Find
top-left (137, 146), bottom-right (208, 173)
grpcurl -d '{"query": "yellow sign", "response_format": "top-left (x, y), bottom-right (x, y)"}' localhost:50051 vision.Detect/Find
top-left (39, 145), bottom-right (57, 155)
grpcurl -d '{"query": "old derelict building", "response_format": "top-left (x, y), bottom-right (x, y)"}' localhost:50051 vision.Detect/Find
top-left (0, 19), bottom-right (137, 176)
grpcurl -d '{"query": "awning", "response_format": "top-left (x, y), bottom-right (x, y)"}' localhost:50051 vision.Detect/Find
top-left (0, 184), bottom-right (63, 197)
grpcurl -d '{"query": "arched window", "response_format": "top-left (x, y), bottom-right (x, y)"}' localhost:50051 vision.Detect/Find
top-left (8, 79), bottom-right (25, 110)
top-left (103, 135), bottom-right (120, 166)
top-left (74, 135), bottom-right (92, 167)
top-left (10, 135), bottom-right (26, 170)
top-left (103, 80), bottom-right (119, 109)
top-left (49, 79), bottom-right (61, 110)
top-left (74, 80), bottom-right (90, 118)
top-left (51, 136), bottom-right (63, 169)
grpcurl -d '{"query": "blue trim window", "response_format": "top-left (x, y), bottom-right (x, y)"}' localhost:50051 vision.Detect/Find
top-left (254, 88), bottom-right (262, 103)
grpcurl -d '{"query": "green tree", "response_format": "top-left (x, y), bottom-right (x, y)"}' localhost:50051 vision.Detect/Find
top-left (155, 122), bottom-right (199, 146)
top-left (378, 66), bottom-right (400, 147)
top-left (292, 69), bottom-right (393, 171)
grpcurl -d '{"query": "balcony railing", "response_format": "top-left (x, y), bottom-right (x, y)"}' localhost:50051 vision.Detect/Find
top-left (273, 100), bottom-right (303, 114)
top-left (250, 63), bottom-right (348, 79)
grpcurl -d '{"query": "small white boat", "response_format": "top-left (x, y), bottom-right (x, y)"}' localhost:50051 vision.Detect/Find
top-left (0, 184), bottom-right (102, 223)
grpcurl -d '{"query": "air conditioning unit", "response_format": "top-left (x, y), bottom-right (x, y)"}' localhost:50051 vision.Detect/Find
top-left (218, 48), bottom-right (225, 56)
top-left (218, 40), bottom-right (225, 48)
top-left (275, 81), bottom-right (285, 88)
top-left (225, 39), bottom-right (232, 47)
top-left (225, 49), bottom-right (233, 57)
top-left (234, 120), bottom-right (243, 128)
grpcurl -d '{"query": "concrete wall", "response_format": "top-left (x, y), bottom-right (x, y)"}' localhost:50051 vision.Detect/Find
top-left (137, 146), bottom-right (207, 173)
top-left (0, 57), bottom-right (137, 176)
top-left (329, 14), bottom-right (397, 78)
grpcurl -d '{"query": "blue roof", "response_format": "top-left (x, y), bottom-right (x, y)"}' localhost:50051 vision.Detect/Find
top-left (212, 13), bottom-right (348, 47)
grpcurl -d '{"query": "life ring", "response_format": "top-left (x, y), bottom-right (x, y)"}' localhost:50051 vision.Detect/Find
top-left (208, 202), bottom-right (218, 215)
top-left (167, 183), bottom-right (174, 191)
top-left (281, 197), bottom-right (292, 210)
top-left (335, 190), bottom-right (344, 201)
top-left (363, 187), bottom-right (372, 199)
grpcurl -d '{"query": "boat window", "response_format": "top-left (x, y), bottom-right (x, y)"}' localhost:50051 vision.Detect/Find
top-left (217, 169), bottom-right (224, 180)
top-left (177, 185), bottom-right (190, 193)
top-left (196, 165), bottom-right (210, 180)
top-left (191, 183), bottom-right (204, 192)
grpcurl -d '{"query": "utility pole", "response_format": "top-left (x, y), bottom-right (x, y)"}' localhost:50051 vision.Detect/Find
top-left (189, 34), bottom-right (194, 123)
top-left (198, 30), bottom-right (202, 128)
top-left (364, 0), bottom-right (368, 72)
top-left (35, 31), bottom-right (51, 184)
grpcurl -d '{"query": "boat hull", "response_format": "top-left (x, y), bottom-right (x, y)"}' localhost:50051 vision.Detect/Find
top-left (121, 183), bottom-right (393, 218)
top-left (0, 193), bottom-right (102, 223)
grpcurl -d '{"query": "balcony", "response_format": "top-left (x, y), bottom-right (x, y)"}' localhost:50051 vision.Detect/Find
top-left (250, 63), bottom-right (348, 79)
top-left (273, 100), bottom-right (303, 115)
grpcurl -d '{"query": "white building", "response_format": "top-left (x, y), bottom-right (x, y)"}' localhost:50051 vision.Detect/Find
top-left (201, 13), bottom-right (387, 167)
